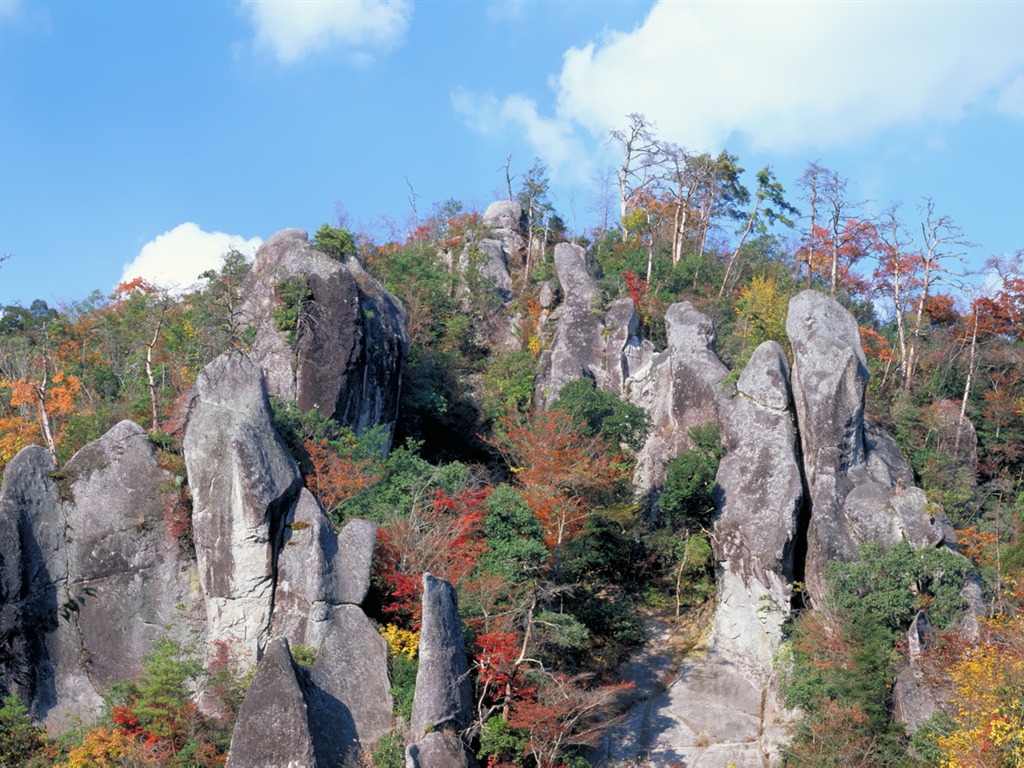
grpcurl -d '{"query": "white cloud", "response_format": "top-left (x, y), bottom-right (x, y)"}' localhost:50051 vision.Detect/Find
top-left (457, 1), bottom-right (1024, 173)
top-left (0, 0), bottom-right (21, 19)
top-left (121, 223), bottom-right (262, 293)
top-left (240, 0), bottom-right (412, 64)
top-left (555, 2), bottom-right (1024, 153)
top-left (451, 89), bottom-right (591, 182)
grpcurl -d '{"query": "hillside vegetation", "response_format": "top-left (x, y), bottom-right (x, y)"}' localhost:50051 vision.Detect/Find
top-left (2, 144), bottom-right (1024, 767)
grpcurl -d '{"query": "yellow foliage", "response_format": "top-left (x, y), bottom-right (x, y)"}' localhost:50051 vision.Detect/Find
top-left (55, 726), bottom-right (137, 767)
top-left (380, 623), bottom-right (419, 660)
top-left (734, 275), bottom-right (789, 355)
top-left (937, 615), bottom-right (1024, 767)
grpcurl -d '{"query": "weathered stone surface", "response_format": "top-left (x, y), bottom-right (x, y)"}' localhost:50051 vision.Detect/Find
top-left (63, 422), bottom-right (185, 685)
top-left (307, 604), bottom-right (393, 766)
top-left (184, 351), bottom-right (301, 664)
top-left (476, 239), bottom-right (514, 301)
top-left (411, 574), bottom-right (472, 739)
top-left (0, 446), bottom-right (65, 720)
top-left (538, 280), bottom-right (558, 310)
top-left (239, 228), bottom-right (408, 440)
top-left (536, 243), bottom-right (606, 406)
top-left (713, 342), bottom-right (802, 678)
top-left (627, 302), bottom-right (732, 490)
top-left (482, 200), bottom-right (524, 231)
top-left (786, 290), bottom-right (948, 605)
top-left (406, 732), bottom-right (475, 768)
top-left (273, 507), bottom-right (377, 647)
top-left (227, 637), bottom-right (316, 768)
top-left (604, 651), bottom-right (788, 767)
top-left (0, 423), bottom-right (202, 729)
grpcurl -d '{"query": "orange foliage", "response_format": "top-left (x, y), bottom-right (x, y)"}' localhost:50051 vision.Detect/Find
top-left (509, 674), bottom-right (632, 768)
top-left (492, 410), bottom-right (621, 556)
top-left (304, 438), bottom-right (382, 516)
top-left (0, 414), bottom-right (40, 469)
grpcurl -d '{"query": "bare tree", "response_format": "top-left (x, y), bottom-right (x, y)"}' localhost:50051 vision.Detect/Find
top-left (609, 113), bottom-right (661, 239)
top-left (904, 198), bottom-right (973, 388)
top-left (796, 162), bottom-right (827, 287)
top-left (872, 203), bottom-right (915, 379)
top-left (819, 169), bottom-right (868, 297)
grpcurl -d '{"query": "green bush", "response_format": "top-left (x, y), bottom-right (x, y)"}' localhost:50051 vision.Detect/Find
top-left (658, 423), bottom-right (723, 533)
top-left (0, 693), bottom-right (46, 766)
top-left (389, 654), bottom-right (417, 722)
top-left (552, 377), bottom-right (651, 452)
top-left (372, 732), bottom-right (406, 768)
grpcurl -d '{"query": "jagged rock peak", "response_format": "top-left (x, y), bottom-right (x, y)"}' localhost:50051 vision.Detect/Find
top-left (184, 350), bottom-right (301, 665)
top-left (408, 573), bottom-right (475, 766)
top-left (226, 636), bottom-right (316, 768)
top-left (239, 228), bottom-right (408, 441)
top-left (0, 422), bottom-right (197, 729)
top-left (410, 573), bottom-right (473, 738)
top-left (785, 289), bottom-right (949, 606)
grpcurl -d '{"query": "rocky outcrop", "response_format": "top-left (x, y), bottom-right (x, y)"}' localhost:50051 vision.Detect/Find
top-left (712, 341), bottom-right (802, 676)
top-left (272, 505), bottom-right (377, 648)
top-left (407, 732), bottom-right (475, 768)
top-left (786, 290), bottom-right (950, 606)
top-left (0, 422), bottom-right (197, 728)
top-left (603, 342), bottom-right (796, 767)
top-left (306, 604), bottom-right (394, 766)
top-left (627, 302), bottom-right (732, 490)
top-left (536, 243), bottom-right (611, 406)
top-left (408, 573), bottom-right (475, 767)
top-left (184, 351), bottom-right (302, 665)
top-left (226, 637), bottom-right (316, 768)
top-left (239, 228), bottom-right (408, 441)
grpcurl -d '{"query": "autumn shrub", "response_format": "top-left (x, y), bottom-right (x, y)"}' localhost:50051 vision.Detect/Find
top-left (783, 540), bottom-right (973, 758)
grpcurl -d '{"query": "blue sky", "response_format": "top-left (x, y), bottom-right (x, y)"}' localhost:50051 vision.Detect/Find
top-left (2, 0), bottom-right (1024, 307)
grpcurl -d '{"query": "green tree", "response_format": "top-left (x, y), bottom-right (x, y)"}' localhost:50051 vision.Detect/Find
top-left (0, 693), bottom-right (46, 766)
top-left (551, 377), bottom-right (651, 453)
top-left (311, 223), bottom-right (356, 260)
top-left (658, 423), bottom-right (724, 532)
top-left (483, 484), bottom-right (547, 582)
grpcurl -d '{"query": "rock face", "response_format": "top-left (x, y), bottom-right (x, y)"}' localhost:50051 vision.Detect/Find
top-left (628, 302), bottom-right (732, 490)
top-left (536, 243), bottom-right (611, 406)
top-left (712, 341), bottom-right (802, 676)
top-left (239, 228), bottom-right (408, 441)
top-left (306, 605), bottom-right (394, 766)
top-left (272, 505), bottom-right (377, 648)
top-left (226, 637), bottom-right (316, 768)
top-left (603, 342), bottom-right (797, 767)
top-left (786, 290), bottom-right (950, 605)
top-left (0, 423), bottom-right (197, 728)
top-left (184, 351), bottom-right (301, 665)
top-left (408, 573), bottom-right (475, 768)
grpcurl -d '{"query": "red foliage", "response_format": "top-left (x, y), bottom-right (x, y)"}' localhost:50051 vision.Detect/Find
top-left (371, 487), bottom-right (490, 628)
top-left (509, 674), bottom-right (632, 768)
top-left (621, 270), bottom-right (648, 319)
top-left (112, 704), bottom-right (142, 736)
top-left (371, 527), bottom-right (424, 626)
top-left (162, 486), bottom-right (193, 546)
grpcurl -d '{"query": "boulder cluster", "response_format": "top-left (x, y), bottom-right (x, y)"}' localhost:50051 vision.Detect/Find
top-left (535, 246), bottom-right (965, 766)
top-left (0, 222), bottom-right (978, 767)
